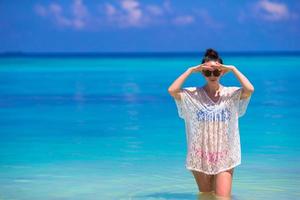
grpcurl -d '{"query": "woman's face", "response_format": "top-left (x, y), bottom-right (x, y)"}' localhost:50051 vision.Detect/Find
top-left (201, 61), bottom-right (223, 83)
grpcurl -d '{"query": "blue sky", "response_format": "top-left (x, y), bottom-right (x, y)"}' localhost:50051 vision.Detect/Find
top-left (0, 0), bottom-right (299, 53)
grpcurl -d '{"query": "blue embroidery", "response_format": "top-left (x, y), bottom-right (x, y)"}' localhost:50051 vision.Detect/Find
top-left (196, 107), bottom-right (231, 122)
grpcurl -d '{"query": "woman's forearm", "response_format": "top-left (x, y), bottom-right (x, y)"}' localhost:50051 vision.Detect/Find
top-left (231, 66), bottom-right (255, 92)
top-left (168, 68), bottom-right (192, 93)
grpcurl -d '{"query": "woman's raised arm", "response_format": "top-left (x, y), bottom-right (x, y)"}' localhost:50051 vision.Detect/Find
top-left (230, 66), bottom-right (255, 99)
top-left (168, 64), bottom-right (211, 100)
top-left (215, 62), bottom-right (255, 99)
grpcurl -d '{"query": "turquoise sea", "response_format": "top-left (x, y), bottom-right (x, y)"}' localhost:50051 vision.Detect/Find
top-left (0, 53), bottom-right (299, 200)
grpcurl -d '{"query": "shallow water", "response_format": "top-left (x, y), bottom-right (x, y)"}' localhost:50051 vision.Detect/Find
top-left (0, 54), bottom-right (300, 199)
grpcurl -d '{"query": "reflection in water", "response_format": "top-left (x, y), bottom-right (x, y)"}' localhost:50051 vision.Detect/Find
top-left (131, 191), bottom-right (235, 200)
top-left (197, 192), bottom-right (232, 200)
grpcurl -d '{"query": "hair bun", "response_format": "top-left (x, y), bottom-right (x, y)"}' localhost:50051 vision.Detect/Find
top-left (201, 48), bottom-right (223, 64)
top-left (204, 48), bottom-right (219, 59)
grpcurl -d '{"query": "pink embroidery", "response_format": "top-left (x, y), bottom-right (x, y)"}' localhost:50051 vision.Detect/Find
top-left (194, 148), bottom-right (228, 164)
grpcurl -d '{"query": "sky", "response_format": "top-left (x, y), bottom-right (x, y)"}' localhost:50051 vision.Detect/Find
top-left (0, 0), bottom-right (299, 53)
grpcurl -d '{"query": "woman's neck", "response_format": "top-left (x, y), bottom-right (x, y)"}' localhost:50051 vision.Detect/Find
top-left (204, 82), bottom-right (223, 94)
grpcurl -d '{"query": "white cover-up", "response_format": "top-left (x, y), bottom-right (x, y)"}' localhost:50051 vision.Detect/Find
top-left (174, 85), bottom-right (251, 175)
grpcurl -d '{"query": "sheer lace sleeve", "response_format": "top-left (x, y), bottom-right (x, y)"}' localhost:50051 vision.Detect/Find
top-left (231, 87), bottom-right (252, 118)
top-left (174, 88), bottom-right (188, 119)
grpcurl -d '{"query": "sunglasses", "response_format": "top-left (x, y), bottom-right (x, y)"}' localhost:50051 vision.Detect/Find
top-left (202, 69), bottom-right (221, 77)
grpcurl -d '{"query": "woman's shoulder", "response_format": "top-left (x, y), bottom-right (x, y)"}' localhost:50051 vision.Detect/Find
top-left (224, 86), bottom-right (241, 93)
top-left (180, 86), bottom-right (200, 97)
top-left (224, 85), bottom-right (240, 89)
top-left (181, 86), bottom-right (198, 94)
top-left (182, 86), bottom-right (197, 91)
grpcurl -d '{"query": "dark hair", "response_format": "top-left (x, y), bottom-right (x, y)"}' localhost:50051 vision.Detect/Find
top-left (201, 48), bottom-right (223, 64)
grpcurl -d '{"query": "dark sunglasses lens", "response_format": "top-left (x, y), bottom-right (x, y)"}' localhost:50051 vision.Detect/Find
top-left (203, 70), bottom-right (211, 77)
top-left (213, 70), bottom-right (221, 76)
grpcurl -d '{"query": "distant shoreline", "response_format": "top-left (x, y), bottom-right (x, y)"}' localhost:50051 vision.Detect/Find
top-left (0, 51), bottom-right (300, 58)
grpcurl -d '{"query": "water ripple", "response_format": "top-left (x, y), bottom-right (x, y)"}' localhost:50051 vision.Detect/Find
top-left (0, 94), bottom-right (169, 108)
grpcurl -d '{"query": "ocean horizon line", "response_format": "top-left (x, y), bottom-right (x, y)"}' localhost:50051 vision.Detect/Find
top-left (0, 50), bottom-right (300, 58)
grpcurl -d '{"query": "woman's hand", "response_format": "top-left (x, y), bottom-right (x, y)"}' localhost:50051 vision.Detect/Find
top-left (211, 61), bottom-right (235, 75)
top-left (188, 63), bottom-right (214, 74)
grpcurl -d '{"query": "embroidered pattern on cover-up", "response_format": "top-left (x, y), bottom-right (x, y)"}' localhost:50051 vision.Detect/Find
top-left (174, 86), bottom-right (251, 175)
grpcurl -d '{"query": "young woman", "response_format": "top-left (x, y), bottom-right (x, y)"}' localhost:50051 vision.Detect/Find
top-left (168, 48), bottom-right (254, 199)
